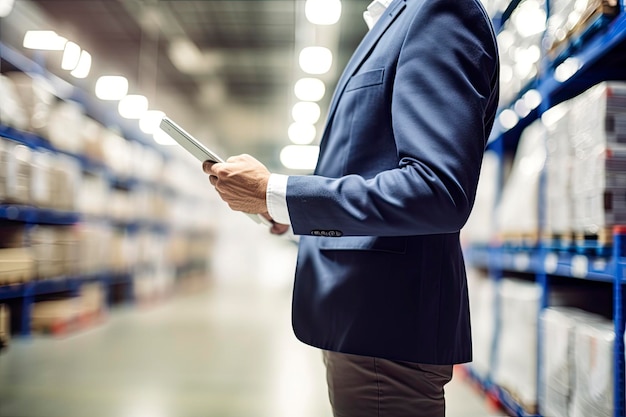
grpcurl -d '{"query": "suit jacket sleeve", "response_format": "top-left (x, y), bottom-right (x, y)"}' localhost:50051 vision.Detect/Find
top-left (286, 0), bottom-right (499, 237)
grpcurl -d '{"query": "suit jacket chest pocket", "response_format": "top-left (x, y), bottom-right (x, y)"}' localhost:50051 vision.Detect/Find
top-left (345, 68), bottom-right (384, 92)
top-left (340, 68), bottom-right (395, 177)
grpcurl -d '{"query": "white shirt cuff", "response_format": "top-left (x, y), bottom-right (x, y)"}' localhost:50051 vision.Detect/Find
top-left (267, 173), bottom-right (292, 225)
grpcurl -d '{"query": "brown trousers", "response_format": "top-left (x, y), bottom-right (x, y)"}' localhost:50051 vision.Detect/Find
top-left (323, 351), bottom-right (453, 417)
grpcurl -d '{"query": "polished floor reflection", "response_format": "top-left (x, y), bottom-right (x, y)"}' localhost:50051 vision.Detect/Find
top-left (0, 211), bottom-right (501, 417)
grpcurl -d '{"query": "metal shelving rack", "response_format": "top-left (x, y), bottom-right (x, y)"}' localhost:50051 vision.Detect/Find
top-left (463, 1), bottom-right (626, 416)
top-left (0, 40), bottom-right (185, 337)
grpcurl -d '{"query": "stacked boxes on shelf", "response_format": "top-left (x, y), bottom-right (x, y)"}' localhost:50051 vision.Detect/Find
top-left (571, 320), bottom-right (615, 417)
top-left (496, 0), bottom-right (547, 106)
top-left (543, 82), bottom-right (626, 244)
top-left (568, 82), bottom-right (626, 240)
top-left (492, 278), bottom-right (543, 412)
top-left (0, 304), bottom-right (8, 351)
top-left (545, 0), bottom-right (620, 60)
top-left (0, 67), bottom-right (217, 332)
top-left (495, 120), bottom-right (546, 244)
top-left (30, 282), bottom-right (106, 335)
top-left (543, 101), bottom-right (573, 243)
top-left (0, 225), bottom-right (34, 285)
top-left (491, 278), bottom-right (612, 414)
top-left (466, 267), bottom-right (496, 380)
top-left (494, 81), bottom-right (626, 246)
top-left (540, 307), bottom-right (615, 417)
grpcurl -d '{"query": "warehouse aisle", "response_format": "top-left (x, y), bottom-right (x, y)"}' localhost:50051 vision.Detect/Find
top-left (0, 284), bottom-right (501, 417)
top-left (0, 212), bottom-right (502, 417)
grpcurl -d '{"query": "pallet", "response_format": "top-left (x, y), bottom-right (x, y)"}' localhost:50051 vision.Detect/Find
top-left (497, 232), bottom-right (540, 249)
top-left (574, 227), bottom-right (613, 256)
top-left (31, 308), bottom-right (106, 337)
top-left (0, 304), bottom-right (9, 352)
top-left (542, 231), bottom-right (575, 252)
top-left (547, 1), bottom-right (620, 60)
top-left (0, 247), bottom-right (35, 285)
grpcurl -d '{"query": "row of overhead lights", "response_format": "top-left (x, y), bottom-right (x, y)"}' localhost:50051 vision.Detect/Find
top-left (22, 29), bottom-right (172, 145)
top-left (280, 0), bottom-right (342, 170)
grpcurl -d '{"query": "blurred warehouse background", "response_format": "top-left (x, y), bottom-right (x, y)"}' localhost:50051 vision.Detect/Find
top-left (1, 0), bottom-right (626, 417)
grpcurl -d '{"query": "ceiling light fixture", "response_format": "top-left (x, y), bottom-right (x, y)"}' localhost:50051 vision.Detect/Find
top-left (280, 145), bottom-right (320, 170)
top-left (95, 76), bottom-right (129, 100)
top-left (288, 122), bottom-right (317, 145)
top-left (0, 0), bottom-right (15, 18)
top-left (70, 51), bottom-right (91, 78)
top-left (305, 0), bottom-right (342, 25)
top-left (23, 30), bottom-right (67, 50)
top-left (299, 47), bottom-right (333, 75)
top-left (292, 101), bottom-right (321, 124)
top-left (294, 78), bottom-right (325, 102)
top-left (118, 95), bottom-right (149, 119)
top-left (61, 42), bottom-right (81, 70)
top-left (139, 110), bottom-right (165, 134)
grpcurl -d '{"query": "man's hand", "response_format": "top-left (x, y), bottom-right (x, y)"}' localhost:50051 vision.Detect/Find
top-left (260, 212), bottom-right (291, 236)
top-left (203, 154), bottom-right (270, 215)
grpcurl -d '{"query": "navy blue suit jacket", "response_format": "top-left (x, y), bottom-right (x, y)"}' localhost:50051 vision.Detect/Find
top-left (286, 0), bottom-right (499, 364)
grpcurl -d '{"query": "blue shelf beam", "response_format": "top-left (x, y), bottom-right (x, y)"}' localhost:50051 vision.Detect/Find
top-left (489, 12), bottom-right (626, 153)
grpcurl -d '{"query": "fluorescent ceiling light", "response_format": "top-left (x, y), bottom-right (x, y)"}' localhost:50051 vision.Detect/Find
top-left (513, 0), bottom-right (546, 38)
top-left (70, 50), bottom-right (91, 78)
top-left (554, 58), bottom-right (581, 82)
top-left (299, 47), bottom-right (333, 75)
top-left (95, 76), bottom-right (128, 100)
top-left (294, 78), bottom-right (325, 102)
top-left (61, 41), bottom-right (81, 70)
top-left (305, 0), bottom-right (342, 25)
top-left (0, 0), bottom-right (15, 18)
top-left (280, 145), bottom-right (320, 170)
top-left (23, 30), bottom-right (67, 50)
top-left (153, 129), bottom-right (177, 146)
top-left (498, 109), bottom-right (519, 130)
top-left (522, 89), bottom-right (542, 110)
top-left (140, 110), bottom-right (165, 134)
top-left (288, 122), bottom-right (316, 145)
top-left (118, 95), bottom-right (149, 119)
top-left (292, 101), bottom-right (321, 124)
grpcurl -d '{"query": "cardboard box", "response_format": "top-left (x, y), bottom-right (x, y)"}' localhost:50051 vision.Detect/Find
top-left (0, 247), bottom-right (35, 284)
top-left (571, 319), bottom-right (614, 417)
top-left (0, 304), bottom-right (9, 351)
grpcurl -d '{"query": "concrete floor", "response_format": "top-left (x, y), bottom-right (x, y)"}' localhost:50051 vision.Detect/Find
top-left (0, 285), bottom-right (504, 417)
top-left (0, 211), bottom-right (504, 417)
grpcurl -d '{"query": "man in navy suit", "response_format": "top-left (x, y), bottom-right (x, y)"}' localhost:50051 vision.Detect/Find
top-left (205, 0), bottom-right (499, 415)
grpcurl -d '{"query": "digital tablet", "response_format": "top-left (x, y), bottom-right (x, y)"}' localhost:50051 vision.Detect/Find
top-left (159, 116), bottom-right (273, 227)
top-left (160, 117), bottom-right (225, 163)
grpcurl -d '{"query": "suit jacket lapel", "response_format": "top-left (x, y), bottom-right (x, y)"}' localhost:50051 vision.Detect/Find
top-left (323, 0), bottom-right (407, 127)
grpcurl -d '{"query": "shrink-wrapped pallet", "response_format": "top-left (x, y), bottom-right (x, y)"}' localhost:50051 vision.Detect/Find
top-left (466, 267), bottom-right (496, 380)
top-left (543, 102), bottom-right (574, 238)
top-left (496, 120), bottom-right (546, 242)
top-left (46, 100), bottom-right (86, 154)
top-left (539, 307), bottom-right (606, 417)
top-left (462, 151), bottom-right (498, 245)
top-left (571, 319), bottom-right (614, 417)
top-left (4, 72), bottom-right (54, 134)
top-left (4, 143), bottom-right (32, 205)
top-left (497, 0), bottom-right (546, 105)
top-left (493, 278), bottom-right (542, 411)
top-left (31, 298), bottom-right (81, 333)
top-left (0, 304), bottom-right (9, 351)
top-left (569, 82), bottom-right (626, 236)
top-left (0, 74), bottom-right (28, 130)
top-left (545, 0), bottom-right (619, 59)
